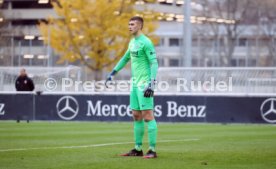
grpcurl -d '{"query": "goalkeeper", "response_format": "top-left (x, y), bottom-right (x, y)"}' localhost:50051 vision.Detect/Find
top-left (105, 16), bottom-right (158, 159)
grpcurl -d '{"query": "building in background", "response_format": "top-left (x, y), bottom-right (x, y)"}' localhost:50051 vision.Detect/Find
top-left (0, 0), bottom-right (57, 67)
top-left (0, 0), bottom-right (275, 67)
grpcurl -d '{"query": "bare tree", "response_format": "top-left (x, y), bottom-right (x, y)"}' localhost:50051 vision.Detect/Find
top-left (258, 0), bottom-right (276, 66)
top-left (197, 0), bottom-right (258, 66)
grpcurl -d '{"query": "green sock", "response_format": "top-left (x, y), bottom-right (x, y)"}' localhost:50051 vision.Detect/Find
top-left (147, 119), bottom-right (157, 152)
top-left (134, 120), bottom-right (144, 151)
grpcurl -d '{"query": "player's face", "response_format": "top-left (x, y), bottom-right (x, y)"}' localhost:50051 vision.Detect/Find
top-left (128, 20), bottom-right (141, 35)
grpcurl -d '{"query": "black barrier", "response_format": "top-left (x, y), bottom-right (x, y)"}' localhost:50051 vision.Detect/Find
top-left (0, 93), bottom-right (34, 121)
top-left (0, 93), bottom-right (276, 124)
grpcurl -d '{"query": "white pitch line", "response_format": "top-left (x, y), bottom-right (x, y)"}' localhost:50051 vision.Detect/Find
top-left (0, 138), bottom-right (199, 152)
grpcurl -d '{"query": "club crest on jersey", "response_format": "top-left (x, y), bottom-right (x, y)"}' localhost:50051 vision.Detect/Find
top-left (150, 51), bottom-right (155, 55)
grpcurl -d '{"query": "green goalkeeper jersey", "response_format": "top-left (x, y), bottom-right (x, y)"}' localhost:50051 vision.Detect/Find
top-left (114, 34), bottom-right (158, 87)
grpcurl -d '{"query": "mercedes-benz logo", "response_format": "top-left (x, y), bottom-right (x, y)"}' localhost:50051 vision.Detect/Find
top-left (260, 98), bottom-right (276, 124)
top-left (56, 96), bottom-right (79, 120)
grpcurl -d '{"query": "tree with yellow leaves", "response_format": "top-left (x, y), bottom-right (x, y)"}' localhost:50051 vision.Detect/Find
top-left (39, 0), bottom-right (159, 80)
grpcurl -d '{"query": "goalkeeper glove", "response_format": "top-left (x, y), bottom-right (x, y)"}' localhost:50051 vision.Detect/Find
top-left (105, 70), bottom-right (117, 88)
top-left (143, 79), bottom-right (156, 98)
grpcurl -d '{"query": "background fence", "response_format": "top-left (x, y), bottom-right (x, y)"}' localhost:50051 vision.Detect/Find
top-left (0, 67), bottom-right (275, 93)
top-left (157, 67), bottom-right (276, 93)
top-left (0, 66), bottom-right (82, 91)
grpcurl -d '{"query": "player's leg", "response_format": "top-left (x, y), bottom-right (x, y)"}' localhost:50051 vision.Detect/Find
top-left (142, 109), bottom-right (157, 158)
top-left (138, 88), bottom-right (158, 158)
top-left (120, 87), bottom-right (144, 156)
top-left (132, 110), bottom-right (144, 152)
top-left (131, 87), bottom-right (145, 152)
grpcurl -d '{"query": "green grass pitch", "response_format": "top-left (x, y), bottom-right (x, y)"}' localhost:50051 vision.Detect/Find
top-left (0, 121), bottom-right (276, 169)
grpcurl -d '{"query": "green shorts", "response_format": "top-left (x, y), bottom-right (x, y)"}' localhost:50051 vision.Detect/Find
top-left (130, 86), bottom-right (153, 111)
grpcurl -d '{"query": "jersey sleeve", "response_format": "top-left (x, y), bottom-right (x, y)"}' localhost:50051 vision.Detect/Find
top-left (144, 40), bottom-right (158, 80)
top-left (113, 48), bottom-right (131, 72)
